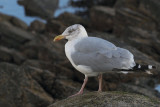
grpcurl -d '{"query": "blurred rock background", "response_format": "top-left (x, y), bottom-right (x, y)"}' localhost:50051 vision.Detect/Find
top-left (0, 0), bottom-right (160, 107)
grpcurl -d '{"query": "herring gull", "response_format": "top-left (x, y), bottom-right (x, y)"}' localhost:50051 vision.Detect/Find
top-left (53, 24), bottom-right (156, 97)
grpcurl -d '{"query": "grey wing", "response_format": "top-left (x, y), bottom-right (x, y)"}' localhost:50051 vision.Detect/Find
top-left (71, 47), bottom-right (135, 72)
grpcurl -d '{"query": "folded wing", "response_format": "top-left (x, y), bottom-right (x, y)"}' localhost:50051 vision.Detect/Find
top-left (71, 37), bottom-right (135, 72)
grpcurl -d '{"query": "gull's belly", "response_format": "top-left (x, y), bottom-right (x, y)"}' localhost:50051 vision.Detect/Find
top-left (75, 65), bottom-right (99, 77)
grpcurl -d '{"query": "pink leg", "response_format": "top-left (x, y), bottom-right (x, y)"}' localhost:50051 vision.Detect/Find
top-left (69, 76), bottom-right (88, 97)
top-left (98, 74), bottom-right (102, 92)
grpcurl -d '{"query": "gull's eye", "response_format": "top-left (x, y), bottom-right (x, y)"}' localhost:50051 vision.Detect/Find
top-left (68, 28), bottom-right (75, 33)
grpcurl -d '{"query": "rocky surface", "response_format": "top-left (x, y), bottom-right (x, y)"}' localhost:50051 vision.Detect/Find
top-left (0, 63), bottom-right (54, 107)
top-left (1, 0), bottom-right (160, 106)
top-left (49, 92), bottom-right (160, 107)
top-left (113, 0), bottom-right (160, 62)
top-left (90, 6), bottom-right (115, 32)
top-left (28, 20), bottom-right (45, 33)
top-left (18, 0), bottom-right (59, 19)
top-left (0, 13), bottom-right (28, 29)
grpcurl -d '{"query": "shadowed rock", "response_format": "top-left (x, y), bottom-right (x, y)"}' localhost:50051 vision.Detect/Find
top-left (0, 46), bottom-right (25, 65)
top-left (0, 13), bottom-right (28, 29)
top-left (0, 21), bottom-right (33, 48)
top-left (18, 0), bottom-right (59, 19)
top-left (28, 20), bottom-right (45, 33)
top-left (0, 63), bottom-right (54, 107)
top-left (90, 6), bottom-right (115, 32)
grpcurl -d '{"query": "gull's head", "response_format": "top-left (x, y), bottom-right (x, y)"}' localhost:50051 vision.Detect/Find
top-left (54, 24), bottom-right (88, 41)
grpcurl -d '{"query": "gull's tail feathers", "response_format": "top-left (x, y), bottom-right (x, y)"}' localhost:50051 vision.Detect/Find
top-left (131, 63), bottom-right (156, 71)
top-left (115, 63), bottom-right (156, 74)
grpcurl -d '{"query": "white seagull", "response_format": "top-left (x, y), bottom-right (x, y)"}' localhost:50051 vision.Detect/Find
top-left (54, 24), bottom-right (155, 97)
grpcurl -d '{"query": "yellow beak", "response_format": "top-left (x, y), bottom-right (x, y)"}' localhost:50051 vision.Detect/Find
top-left (53, 35), bottom-right (65, 42)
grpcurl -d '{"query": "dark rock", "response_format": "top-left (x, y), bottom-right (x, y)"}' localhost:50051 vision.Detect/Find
top-left (114, 8), bottom-right (156, 34)
top-left (0, 21), bottom-right (33, 49)
top-left (22, 60), bottom-right (75, 80)
top-left (28, 20), bottom-right (45, 33)
top-left (113, 6), bottom-right (160, 62)
top-left (0, 12), bottom-right (12, 22)
top-left (10, 17), bottom-right (28, 29)
top-left (45, 19), bottom-right (65, 34)
top-left (57, 12), bottom-right (88, 27)
top-left (139, 0), bottom-right (160, 28)
top-left (18, 0), bottom-right (59, 19)
top-left (114, 0), bottom-right (139, 10)
top-left (90, 6), bottom-right (115, 32)
top-left (21, 37), bottom-right (64, 62)
top-left (52, 79), bottom-right (85, 99)
top-left (22, 60), bottom-right (84, 100)
top-left (0, 63), bottom-right (54, 107)
top-left (49, 92), bottom-right (160, 107)
top-left (0, 46), bottom-right (25, 65)
top-left (71, 0), bottom-right (117, 9)
top-left (117, 83), bottom-right (159, 99)
top-left (0, 13), bottom-right (28, 29)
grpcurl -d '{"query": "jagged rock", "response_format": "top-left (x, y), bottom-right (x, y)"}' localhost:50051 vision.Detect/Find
top-left (52, 79), bottom-right (85, 99)
top-left (0, 12), bottom-right (12, 21)
top-left (10, 17), bottom-right (28, 29)
top-left (114, 8), bottom-right (156, 34)
top-left (46, 19), bottom-right (65, 34)
top-left (18, 0), bottom-right (59, 19)
top-left (22, 60), bottom-right (84, 100)
top-left (90, 6), bottom-right (115, 32)
top-left (57, 12), bottom-right (88, 27)
top-left (139, 0), bottom-right (160, 27)
top-left (0, 63), bottom-right (54, 107)
top-left (0, 21), bottom-right (33, 48)
top-left (0, 46), bottom-right (25, 65)
top-left (20, 35), bottom-right (65, 62)
top-left (0, 12), bottom-right (28, 29)
top-left (28, 20), bottom-right (45, 33)
top-left (48, 92), bottom-right (160, 107)
top-left (114, 0), bottom-right (139, 9)
top-left (113, 6), bottom-right (160, 62)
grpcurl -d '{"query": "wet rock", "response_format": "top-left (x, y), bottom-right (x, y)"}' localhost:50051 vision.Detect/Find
top-left (0, 21), bottom-right (33, 49)
top-left (28, 20), bottom-right (45, 33)
top-left (90, 6), bottom-right (115, 32)
top-left (0, 46), bottom-right (25, 65)
top-left (18, 0), bottom-right (59, 19)
top-left (0, 63), bottom-right (54, 107)
top-left (49, 92), bottom-right (160, 107)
